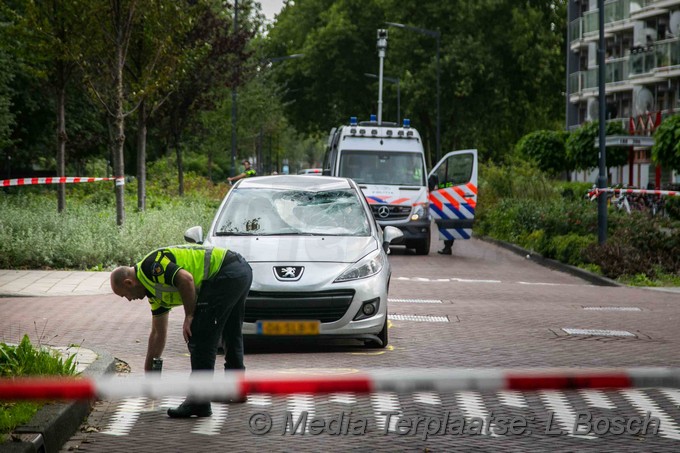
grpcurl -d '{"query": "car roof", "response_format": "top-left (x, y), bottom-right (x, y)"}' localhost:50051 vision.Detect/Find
top-left (237, 175), bottom-right (352, 191)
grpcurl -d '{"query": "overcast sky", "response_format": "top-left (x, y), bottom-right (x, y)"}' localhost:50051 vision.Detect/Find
top-left (258, 0), bottom-right (286, 22)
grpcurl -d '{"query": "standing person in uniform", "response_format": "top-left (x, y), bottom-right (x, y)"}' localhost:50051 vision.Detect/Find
top-left (110, 245), bottom-right (253, 418)
top-left (438, 238), bottom-right (454, 255)
top-left (228, 159), bottom-right (256, 183)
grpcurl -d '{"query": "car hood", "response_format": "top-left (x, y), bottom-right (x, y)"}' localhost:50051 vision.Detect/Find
top-left (206, 235), bottom-right (379, 263)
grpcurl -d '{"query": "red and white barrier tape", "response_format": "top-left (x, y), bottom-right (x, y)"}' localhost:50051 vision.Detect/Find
top-left (588, 187), bottom-right (679, 198)
top-left (2, 368), bottom-right (680, 401)
top-left (1, 176), bottom-right (125, 187)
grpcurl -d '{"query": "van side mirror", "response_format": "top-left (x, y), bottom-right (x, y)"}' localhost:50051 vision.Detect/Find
top-left (322, 169), bottom-right (331, 176)
top-left (428, 174), bottom-right (439, 191)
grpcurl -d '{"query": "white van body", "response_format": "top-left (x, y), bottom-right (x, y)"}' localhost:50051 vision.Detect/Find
top-left (324, 119), bottom-right (432, 254)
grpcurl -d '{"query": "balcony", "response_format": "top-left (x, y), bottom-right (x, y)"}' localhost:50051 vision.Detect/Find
top-left (583, 0), bottom-right (633, 37)
top-left (629, 37), bottom-right (680, 77)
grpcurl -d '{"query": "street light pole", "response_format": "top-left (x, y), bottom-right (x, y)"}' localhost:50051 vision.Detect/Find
top-left (230, 0), bottom-right (239, 177)
top-left (597, 0), bottom-right (607, 244)
top-left (376, 29), bottom-right (388, 125)
top-left (385, 22), bottom-right (441, 161)
top-left (365, 73), bottom-right (400, 123)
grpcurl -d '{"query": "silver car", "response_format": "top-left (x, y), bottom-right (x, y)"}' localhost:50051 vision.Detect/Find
top-left (184, 175), bottom-right (403, 348)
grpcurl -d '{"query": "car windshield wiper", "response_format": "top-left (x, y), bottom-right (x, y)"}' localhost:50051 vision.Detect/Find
top-left (258, 232), bottom-right (315, 236)
top-left (215, 232), bottom-right (255, 236)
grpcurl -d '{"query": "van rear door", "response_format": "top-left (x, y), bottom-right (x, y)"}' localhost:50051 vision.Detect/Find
top-left (428, 149), bottom-right (478, 240)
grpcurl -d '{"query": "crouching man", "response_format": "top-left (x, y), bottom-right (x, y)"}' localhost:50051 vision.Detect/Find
top-left (110, 245), bottom-right (253, 418)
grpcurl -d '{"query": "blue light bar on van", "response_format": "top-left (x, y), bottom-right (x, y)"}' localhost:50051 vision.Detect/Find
top-left (350, 116), bottom-right (358, 126)
top-left (403, 118), bottom-right (411, 128)
top-left (370, 114), bottom-right (377, 122)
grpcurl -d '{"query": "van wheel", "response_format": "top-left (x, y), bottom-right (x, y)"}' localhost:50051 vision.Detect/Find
top-left (367, 319), bottom-right (388, 348)
top-left (414, 231), bottom-right (430, 255)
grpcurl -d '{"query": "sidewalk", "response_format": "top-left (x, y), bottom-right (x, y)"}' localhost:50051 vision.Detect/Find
top-left (0, 269), bottom-right (111, 297)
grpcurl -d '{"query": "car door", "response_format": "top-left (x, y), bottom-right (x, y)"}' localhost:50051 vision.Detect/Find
top-left (427, 149), bottom-right (478, 240)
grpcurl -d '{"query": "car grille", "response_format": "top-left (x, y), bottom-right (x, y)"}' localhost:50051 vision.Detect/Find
top-left (371, 204), bottom-right (411, 221)
top-left (245, 290), bottom-right (355, 323)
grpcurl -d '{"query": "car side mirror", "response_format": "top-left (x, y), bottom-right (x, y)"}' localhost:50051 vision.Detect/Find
top-left (322, 169), bottom-right (331, 176)
top-left (184, 226), bottom-right (203, 244)
top-left (382, 226), bottom-right (404, 252)
top-left (428, 174), bottom-right (439, 191)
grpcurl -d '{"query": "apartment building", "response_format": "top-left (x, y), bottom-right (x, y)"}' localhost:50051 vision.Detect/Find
top-left (567, 0), bottom-right (680, 187)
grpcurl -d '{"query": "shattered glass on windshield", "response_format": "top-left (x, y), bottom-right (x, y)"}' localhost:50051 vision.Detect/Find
top-left (215, 188), bottom-right (370, 236)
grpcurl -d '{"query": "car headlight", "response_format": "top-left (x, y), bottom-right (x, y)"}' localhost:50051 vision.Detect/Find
top-left (411, 203), bottom-right (429, 221)
top-left (334, 249), bottom-right (385, 282)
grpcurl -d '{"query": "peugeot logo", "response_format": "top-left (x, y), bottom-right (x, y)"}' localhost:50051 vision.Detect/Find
top-left (274, 266), bottom-right (304, 281)
top-left (377, 206), bottom-right (390, 218)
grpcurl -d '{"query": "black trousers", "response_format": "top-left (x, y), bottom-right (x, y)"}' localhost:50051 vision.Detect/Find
top-left (187, 251), bottom-right (253, 371)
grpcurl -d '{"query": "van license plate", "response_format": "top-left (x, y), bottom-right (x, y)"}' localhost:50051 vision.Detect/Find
top-left (256, 320), bottom-right (320, 335)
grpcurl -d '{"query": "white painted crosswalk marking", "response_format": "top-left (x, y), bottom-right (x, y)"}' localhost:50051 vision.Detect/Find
top-left (371, 393), bottom-right (401, 432)
top-left (621, 389), bottom-right (680, 440)
top-left (389, 314), bottom-right (449, 322)
top-left (414, 392), bottom-right (441, 405)
top-left (389, 298), bottom-right (442, 304)
top-left (101, 397), bottom-right (147, 436)
top-left (498, 391), bottom-right (528, 408)
top-left (457, 391), bottom-right (498, 437)
top-left (329, 393), bottom-right (357, 404)
top-left (247, 394), bottom-right (272, 406)
top-left (192, 403), bottom-right (228, 435)
top-left (659, 388), bottom-right (680, 406)
top-left (579, 390), bottom-right (615, 409)
top-left (287, 394), bottom-right (315, 433)
top-left (540, 391), bottom-right (596, 439)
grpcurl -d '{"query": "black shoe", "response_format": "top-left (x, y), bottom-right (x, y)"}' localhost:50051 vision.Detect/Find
top-left (167, 401), bottom-right (212, 418)
top-left (437, 248), bottom-right (452, 255)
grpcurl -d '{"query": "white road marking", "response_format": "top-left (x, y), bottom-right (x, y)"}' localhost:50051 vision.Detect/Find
top-left (101, 397), bottom-right (147, 436)
top-left (247, 394), bottom-right (272, 406)
top-left (389, 314), bottom-right (449, 322)
top-left (540, 391), bottom-right (596, 439)
top-left (498, 391), bottom-right (528, 408)
top-left (371, 392), bottom-right (401, 432)
top-left (329, 393), bottom-right (357, 404)
top-left (621, 389), bottom-right (680, 440)
top-left (389, 298), bottom-right (442, 304)
top-left (287, 394), bottom-right (315, 434)
top-left (562, 328), bottom-right (635, 337)
top-left (191, 403), bottom-right (228, 435)
top-left (582, 306), bottom-right (642, 312)
top-left (413, 392), bottom-right (441, 405)
top-left (579, 390), bottom-right (616, 409)
top-left (457, 391), bottom-right (498, 437)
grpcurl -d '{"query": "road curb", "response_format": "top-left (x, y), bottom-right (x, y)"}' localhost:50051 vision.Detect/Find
top-left (2, 348), bottom-right (116, 453)
top-left (478, 236), bottom-right (622, 287)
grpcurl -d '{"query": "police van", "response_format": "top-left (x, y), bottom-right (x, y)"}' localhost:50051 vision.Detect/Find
top-left (323, 116), bottom-right (478, 255)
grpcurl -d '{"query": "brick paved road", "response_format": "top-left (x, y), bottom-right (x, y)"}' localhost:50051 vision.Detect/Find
top-left (2, 237), bottom-right (679, 451)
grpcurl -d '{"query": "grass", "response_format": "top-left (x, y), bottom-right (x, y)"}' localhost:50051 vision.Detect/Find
top-left (618, 271), bottom-right (680, 287)
top-left (0, 335), bottom-right (78, 443)
top-left (0, 176), bottom-right (223, 270)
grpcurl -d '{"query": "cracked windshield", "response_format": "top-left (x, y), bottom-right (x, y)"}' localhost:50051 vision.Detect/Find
top-left (215, 188), bottom-right (371, 236)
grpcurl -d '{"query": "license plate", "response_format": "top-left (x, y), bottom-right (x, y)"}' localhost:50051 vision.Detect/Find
top-left (256, 320), bottom-right (320, 336)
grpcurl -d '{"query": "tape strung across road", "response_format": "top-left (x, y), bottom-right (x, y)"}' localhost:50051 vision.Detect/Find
top-left (2, 368), bottom-right (680, 401)
top-left (1, 176), bottom-right (125, 187)
top-left (588, 187), bottom-right (679, 198)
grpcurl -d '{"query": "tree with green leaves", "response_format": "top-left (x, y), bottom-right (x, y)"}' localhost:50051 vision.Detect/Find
top-left (515, 130), bottom-right (571, 177)
top-left (565, 121), bottom-right (629, 171)
top-left (652, 114), bottom-right (680, 171)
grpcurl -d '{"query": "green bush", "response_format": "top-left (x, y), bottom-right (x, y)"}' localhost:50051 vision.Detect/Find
top-left (551, 233), bottom-right (595, 265)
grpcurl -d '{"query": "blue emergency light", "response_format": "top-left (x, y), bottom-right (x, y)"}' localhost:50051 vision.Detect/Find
top-left (403, 118), bottom-right (411, 128)
top-left (370, 114), bottom-right (377, 122)
top-left (349, 116), bottom-right (358, 126)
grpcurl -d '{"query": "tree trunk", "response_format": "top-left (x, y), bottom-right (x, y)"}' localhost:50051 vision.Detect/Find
top-left (113, 42), bottom-right (126, 226)
top-left (56, 85), bottom-right (66, 213)
top-left (136, 100), bottom-right (147, 211)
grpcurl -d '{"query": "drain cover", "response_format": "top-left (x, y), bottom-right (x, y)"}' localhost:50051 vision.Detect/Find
top-left (582, 307), bottom-right (642, 312)
top-left (389, 298), bottom-right (442, 304)
top-left (389, 314), bottom-right (449, 323)
top-left (562, 328), bottom-right (635, 337)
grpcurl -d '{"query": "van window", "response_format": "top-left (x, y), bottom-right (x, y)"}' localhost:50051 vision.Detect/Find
top-left (339, 150), bottom-right (425, 186)
top-left (436, 153), bottom-right (474, 188)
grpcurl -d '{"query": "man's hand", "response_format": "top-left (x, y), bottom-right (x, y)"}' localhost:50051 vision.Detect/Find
top-left (183, 314), bottom-right (193, 343)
